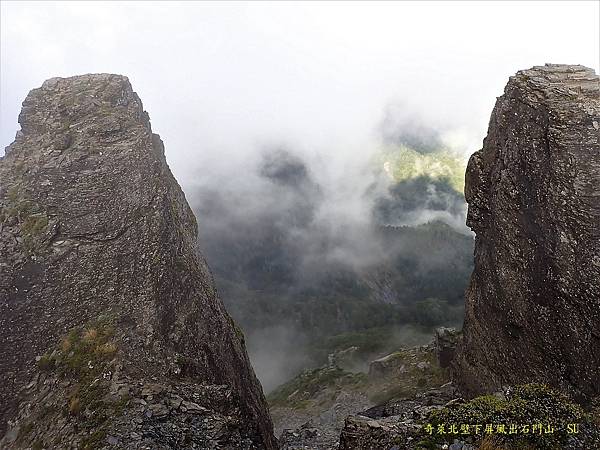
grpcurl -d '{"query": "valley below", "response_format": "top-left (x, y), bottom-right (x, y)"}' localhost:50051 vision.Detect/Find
top-left (1, 63), bottom-right (599, 450)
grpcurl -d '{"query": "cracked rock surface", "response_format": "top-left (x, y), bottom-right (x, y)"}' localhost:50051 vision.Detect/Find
top-left (453, 64), bottom-right (600, 404)
top-left (0, 74), bottom-right (276, 448)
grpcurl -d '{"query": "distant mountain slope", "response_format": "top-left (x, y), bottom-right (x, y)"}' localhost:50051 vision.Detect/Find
top-left (193, 146), bottom-right (473, 390)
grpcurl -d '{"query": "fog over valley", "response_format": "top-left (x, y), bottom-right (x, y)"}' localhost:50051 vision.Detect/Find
top-left (2, 1), bottom-right (599, 393)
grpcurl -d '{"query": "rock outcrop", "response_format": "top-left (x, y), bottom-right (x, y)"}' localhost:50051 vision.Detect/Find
top-left (338, 382), bottom-right (460, 450)
top-left (271, 339), bottom-right (452, 449)
top-left (454, 64), bottom-right (600, 404)
top-left (0, 74), bottom-right (276, 448)
top-left (434, 327), bottom-right (459, 369)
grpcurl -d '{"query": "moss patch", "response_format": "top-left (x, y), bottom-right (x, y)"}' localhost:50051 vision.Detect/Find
top-left (422, 384), bottom-right (591, 449)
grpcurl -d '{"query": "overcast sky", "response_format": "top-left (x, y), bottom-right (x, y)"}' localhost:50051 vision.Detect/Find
top-left (1, 1), bottom-right (599, 185)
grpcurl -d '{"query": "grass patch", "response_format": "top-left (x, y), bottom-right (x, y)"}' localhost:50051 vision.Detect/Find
top-left (35, 318), bottom-right (125, 450)
top-left (41, 322), bottom-right (116, 378)
top-left (21, 214), bottom-right (49, 252)
top-left (2, 184), bottom-right (50, 253)
top-left (21, 214), bottom-right (48, 237)
top-left (81, 428), bottom-right (108, 450)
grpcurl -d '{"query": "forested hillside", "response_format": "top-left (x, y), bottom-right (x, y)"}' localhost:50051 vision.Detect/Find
top-left (194, 144), bottom-right (473, 389)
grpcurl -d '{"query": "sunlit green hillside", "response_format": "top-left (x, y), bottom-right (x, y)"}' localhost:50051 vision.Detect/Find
top-left (375, 145), bottom-right (467, 193)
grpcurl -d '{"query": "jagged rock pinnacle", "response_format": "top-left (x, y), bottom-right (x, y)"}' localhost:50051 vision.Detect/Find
top-left (0, 74), bottom-right (276, 448)
top-left (453, 64), bottom-right (600, 403)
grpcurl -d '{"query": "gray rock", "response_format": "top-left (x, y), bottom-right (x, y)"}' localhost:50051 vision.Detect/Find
top-left (435, 327), bottom-right (459, 368)
top-left (167, 394), bottom-right (183, 409)
top-left (368, 353), bottom-right (407, 379)
top-left (416, 361), bottom-right (431, 371)
top-left (2, 426), bottom-right (18, 444)
top-left (149, 403), bottom-right (169, 419)
top-left (0, 74), bottom-right (276, 448)
top-left (453, 64), bottom-right (600, 404)
top-left (181, 400), bottom-right (206, 414)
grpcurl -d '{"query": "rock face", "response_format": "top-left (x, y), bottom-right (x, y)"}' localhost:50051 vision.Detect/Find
top-left (0, 74), bottom-right (276, 448)
top-left (454, 64), bottom-right (600, 404)
top-left (434, 327), bottom-right (459, 369)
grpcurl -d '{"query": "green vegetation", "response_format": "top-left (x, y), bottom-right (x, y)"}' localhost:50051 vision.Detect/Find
top-left (16, 422), bottom-right (35, 444)
top-left (315, 326), bottom-right (402, 360)
top-left (411, 298), bottom-right (464, 327)
top-left (1, 185), bottom-right (33, 221)
top-left (231, 317), bottom-right (246, 343)
top-left (21, 214), bottom-right (49, 237)
top-left (268, 367), bottom-right (367, 409)
top-left (369, 384), bottom-right (413, 405)
top-left (368, 347), bottom-right (449, 405)
top-left (220, 221), bottom-right (471, 369)
top-left (21, 214), bottom-right (49, 251)
top-left (268, 343), bottom-right (450, 415)
top-left (7, 185), bottom-right (21, 203)
top-left (36, 318), bottom-right (125, 450)
top-left (37, 354), bottom-right (55, 372)
top-left (309, 324), bottom-right (435, 365)
top-left (40, 320), bottom-right (117, 377)
top-left (1, 184), bottom-right (50, 253)
top-left (376, 145), bottom-right (467, 193)
top-left (420, 384), bottom-right (592, 449)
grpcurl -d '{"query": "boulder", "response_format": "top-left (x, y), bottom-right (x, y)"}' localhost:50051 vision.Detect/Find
top-left (435, 327), bottom-right (460, 368)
